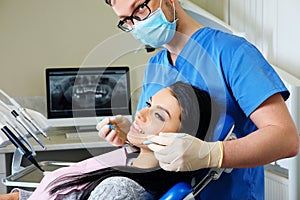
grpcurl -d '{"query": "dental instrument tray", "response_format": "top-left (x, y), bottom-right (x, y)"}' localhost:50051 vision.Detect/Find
top-left (2, 161), bottom-right (73, 188)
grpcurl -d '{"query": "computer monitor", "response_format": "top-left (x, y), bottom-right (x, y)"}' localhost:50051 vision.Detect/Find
top-left (45, 66), bottom-right (132, 128)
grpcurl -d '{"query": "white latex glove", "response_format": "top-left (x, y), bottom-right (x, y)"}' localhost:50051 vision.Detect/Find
top-left (147, 132), bottom-right (224, 171)
top-left (96, 115), bottom-right (131, 146)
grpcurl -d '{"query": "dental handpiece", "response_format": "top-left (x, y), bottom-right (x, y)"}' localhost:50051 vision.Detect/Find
top-left (0, 121), bottom-right (44, 172)
top-left (0, 111), bottom-right (36, 155)
top-left (0, 100), bottom-right (46, 149)
top-left (0, 89), bottom-right (48, 138)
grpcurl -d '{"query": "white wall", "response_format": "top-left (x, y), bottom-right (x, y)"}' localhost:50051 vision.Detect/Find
top-left (228, 0), bottom-right (300, 79)
top-left (195, 0), bottom-right (300, 79)
top-left (1, 0), bottom-right (299, 95)
top-left (0, 0), bottom-right (152, 97)
top-left (190, 0), bottom-right (229, 22)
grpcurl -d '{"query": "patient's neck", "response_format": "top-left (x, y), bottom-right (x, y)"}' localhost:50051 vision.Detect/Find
top-left (132, 149), bottom-right (158, 169)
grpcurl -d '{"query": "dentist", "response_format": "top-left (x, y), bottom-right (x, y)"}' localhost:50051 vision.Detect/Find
top-left (99, 0), bottom-right (299, 199)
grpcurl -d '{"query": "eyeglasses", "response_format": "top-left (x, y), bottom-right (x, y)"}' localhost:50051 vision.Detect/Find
top-left (117, 0), bottom-right (152, 32)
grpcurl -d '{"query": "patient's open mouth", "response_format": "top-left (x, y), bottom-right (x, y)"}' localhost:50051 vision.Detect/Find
top-left (131, 122), bottom-right (144, 134)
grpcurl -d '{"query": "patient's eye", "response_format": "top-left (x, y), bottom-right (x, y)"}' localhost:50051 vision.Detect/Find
top-left (155, 112), bottom-right (165, 122)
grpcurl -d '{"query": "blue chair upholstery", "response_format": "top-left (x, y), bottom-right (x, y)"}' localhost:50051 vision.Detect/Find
top-left (159, 182), bottom-right (193, 200)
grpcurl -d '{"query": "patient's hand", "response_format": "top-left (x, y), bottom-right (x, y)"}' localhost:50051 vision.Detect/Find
top-left (0, 192), bottom-right (19, 200)
top-left (97, 115), bottom-right (131, 146)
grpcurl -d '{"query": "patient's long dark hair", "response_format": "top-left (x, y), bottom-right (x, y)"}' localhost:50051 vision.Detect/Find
top-left (49, 81), bottom-right (211, 199)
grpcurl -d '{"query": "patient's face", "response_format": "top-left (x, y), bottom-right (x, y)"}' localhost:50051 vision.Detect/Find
top-left (127, 87), bottom-right (181, 146)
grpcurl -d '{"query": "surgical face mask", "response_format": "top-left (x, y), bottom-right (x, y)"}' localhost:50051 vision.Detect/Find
top-left (131, 1), bottom-right (177, 48)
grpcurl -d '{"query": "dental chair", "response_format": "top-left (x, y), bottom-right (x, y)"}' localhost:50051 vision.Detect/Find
top-left (160, 114), bottom-right (236, 200)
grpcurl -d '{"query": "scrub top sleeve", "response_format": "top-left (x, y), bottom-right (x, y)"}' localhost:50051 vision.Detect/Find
top-left (226, 41), bottom-right (289, 117)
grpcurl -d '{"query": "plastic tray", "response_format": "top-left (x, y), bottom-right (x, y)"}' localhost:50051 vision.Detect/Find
top-left (2, 161), bottom-right (73, 188)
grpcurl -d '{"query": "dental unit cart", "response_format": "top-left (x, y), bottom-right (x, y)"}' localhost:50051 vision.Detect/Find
top-left (0, 106), bottom-right (115, 193)
top-left (0, 128), bottom-right (116, 192)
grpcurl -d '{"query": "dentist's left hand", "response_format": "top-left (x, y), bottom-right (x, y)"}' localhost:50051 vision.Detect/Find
top-left (96, 115), bottom-right (131, 146)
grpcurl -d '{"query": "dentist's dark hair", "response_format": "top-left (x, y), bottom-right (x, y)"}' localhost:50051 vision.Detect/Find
top-left (49, 81), bottom-right (211, 199)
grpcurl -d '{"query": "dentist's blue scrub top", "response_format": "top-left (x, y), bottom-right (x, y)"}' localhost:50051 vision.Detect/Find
top-left (136, 27), bottom-right (289, 200)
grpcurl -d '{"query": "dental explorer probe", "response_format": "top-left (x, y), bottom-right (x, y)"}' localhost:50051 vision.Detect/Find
top-left (0, 120), bottom-right (44, 172)
top-left (0, 89), bottom-right (49, 138)
top-left (0, 111), bottom-right (36, 155)
top-left (0, 100), bottom-right (46, 149)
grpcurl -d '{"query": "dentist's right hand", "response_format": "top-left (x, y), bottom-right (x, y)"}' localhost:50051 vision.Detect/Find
top-left (96, 115), bottom-right (131, 146)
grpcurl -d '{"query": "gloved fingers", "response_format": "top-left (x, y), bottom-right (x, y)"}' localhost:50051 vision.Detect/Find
top-left (109, 115), bottom-right (131, 133)
top-left (159, 161), bottom-right (174, 171)
top-left (159, 160), bottom-right (187, 172)
top-left (98, 124), bottom-right (112, 138)
top-left (112, 132), bottom-right (126, 146)
top-left (146, 134), bottom-right (175, 146)
top-left (160, 162), bottom-right (181, 172)
top-left (110, 115), bottom-right (131, 126)
top-left (96, 117), bottom-right (110, 131)
top-left (148, 143), bottom-right (165, 152)
top-left (104, 130), bottom-right (125, 146)
top-left (107, 130), bottom-right (121, 146)
top-left (158, 132), bottom-right (186, 138)
top-left (150, 133), bottom-right (193, 149)
top-left (147, 141), bottom-right (181, 164)
top-left (109, 115), bottom-right (123, 124)
top-left (103, 129), bottom-right (117, 142)
top-left (148, 133), bottom-right (191, 158)
top-left (148, 137), bottom-right (185, 163)
top-left (153, 143), bottom-right (185, 163)
top-left (160, 158), bottom-right (195, 172)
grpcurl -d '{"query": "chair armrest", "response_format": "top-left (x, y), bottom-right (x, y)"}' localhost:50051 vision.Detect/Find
top-left (159, 182), bottom-right (193, 200)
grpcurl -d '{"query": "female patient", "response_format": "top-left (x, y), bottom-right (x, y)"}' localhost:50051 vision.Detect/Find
top-left (1, 81), bottom-right (211, 200)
